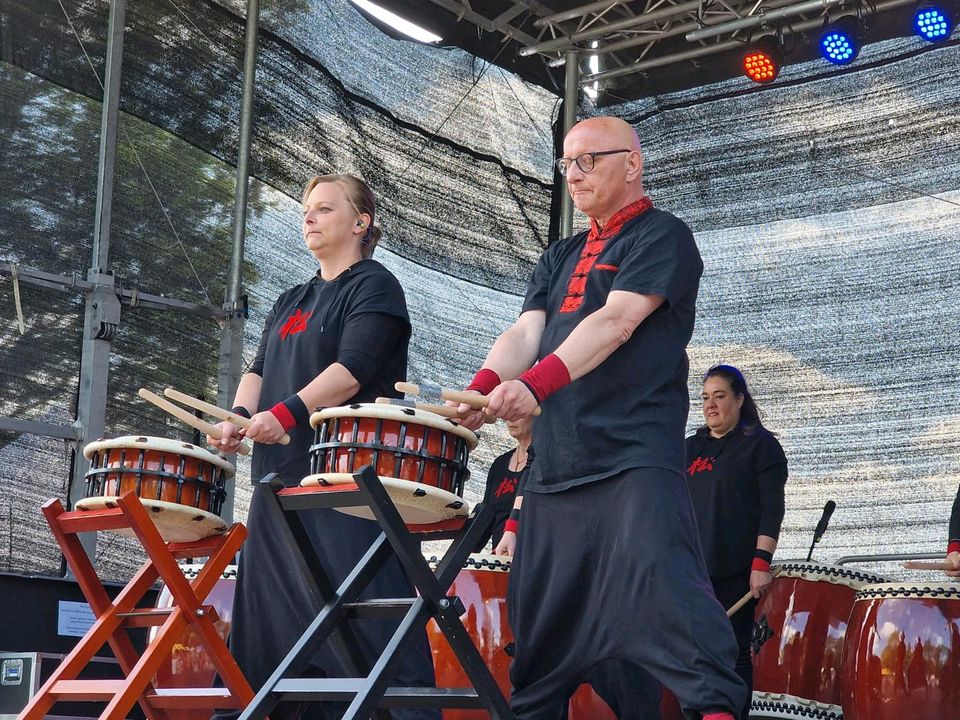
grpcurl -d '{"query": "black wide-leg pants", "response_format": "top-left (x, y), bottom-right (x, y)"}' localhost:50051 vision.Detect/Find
top-left (507, 467), bottom-right (746, 719)
top-left (213, 482), bottom-right (439, 720)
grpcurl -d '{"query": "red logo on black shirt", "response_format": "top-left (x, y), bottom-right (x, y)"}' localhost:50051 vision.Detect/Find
top-left (687, 457), bottom-right (714, 476)
top-left (495, 477), bottom-right (518, 498)
top-left (278, 309), bottom-right (313, 339)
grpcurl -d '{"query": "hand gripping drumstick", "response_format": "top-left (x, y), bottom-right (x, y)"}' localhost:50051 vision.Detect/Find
top-left (397, 382), bottom-right (542, 417)
top-left (725, 567), bottom-right (782, 617)
top-left (376, 396), bottom-right (497, 425)
top-left (164, 387), bottom-right (290, 446)
top-left (137, 388), bottom-right (250, 456)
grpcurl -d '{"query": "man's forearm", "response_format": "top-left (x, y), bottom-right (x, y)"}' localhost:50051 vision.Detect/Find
top-left (481, 318), bottom-right (543, 381)
top-left (553, 296), bottom-right (661, 380)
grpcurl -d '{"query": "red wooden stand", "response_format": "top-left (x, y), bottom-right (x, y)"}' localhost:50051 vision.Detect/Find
top-left (18, 491), bottom-right (255, 720)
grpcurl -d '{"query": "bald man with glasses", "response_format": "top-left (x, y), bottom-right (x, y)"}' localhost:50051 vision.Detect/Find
top-left (455, 117), bottom-right (745, 720)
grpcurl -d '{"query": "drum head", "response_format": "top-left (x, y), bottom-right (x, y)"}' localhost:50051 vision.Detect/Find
top-left (772, 561), bottom-right (888, 589)
top-left (74, 496), bottom-right (228, 543)
top-left (301, 473), bottom-right (471, 524)
top-left (751, 691), bottom-right (842, 720)
top-left (83, 435), bottom-right (235, 477)
top-left (854, 582), bottom-right (960, 600)
top-left (310, 403), bottom-right (479, 450)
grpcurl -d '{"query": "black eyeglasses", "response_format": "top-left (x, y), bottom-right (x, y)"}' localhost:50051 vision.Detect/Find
top-left (555, 149), bottom-right (631, 176)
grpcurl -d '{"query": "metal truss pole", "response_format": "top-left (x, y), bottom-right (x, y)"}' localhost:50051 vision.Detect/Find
top-left (560, 50), bottom-right (579, 239)
top-left (218, 0), bottom-right (261, 522)
top-left (70, 0), bottom-right (128, 562)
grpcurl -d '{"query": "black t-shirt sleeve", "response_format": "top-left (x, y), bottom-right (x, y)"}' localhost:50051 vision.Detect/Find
top-left (516, 444), bottom-right (534, 499)
top-left (336, 313), bottom-right (406, 387)
top-left (755, 433), bottom-right (787, 539)
top-left (756, 463), bottom-right (787, 539)
top-left (950, 485), bottom-right (960, 544)
top-left (335, 271), bottom-right (411, 386)
top-left (522, 242), bottom-right (563, 314)
top-left (611, 215), bottom-right (702, 308)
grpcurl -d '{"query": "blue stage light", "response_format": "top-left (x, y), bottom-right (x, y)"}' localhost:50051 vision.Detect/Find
top-left (820, 17), bottom-right (861, 65)
top-left (914, 6), bottom-right (953, 41)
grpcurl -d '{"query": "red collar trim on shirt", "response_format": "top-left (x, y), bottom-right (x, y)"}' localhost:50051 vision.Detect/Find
top-left (559, 195), bottom-right (654, 314)
top-left (587, 195), bottom-right (654, 243)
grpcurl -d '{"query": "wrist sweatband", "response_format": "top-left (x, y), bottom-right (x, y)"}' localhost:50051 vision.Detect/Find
top-left (517, 354), bottom-right (571, 404)
top-left (949, 540), bottom-right (960, 555)
top-left (270, 395), bottom-right (309, 432)
top-left (230, 406), bottom-right (251, 420)
top-left (466, 368), bottom-right (501, 396)
top-left (504, 507), bottom-right (521, 534)
top-left (752, 548), bottom-right (773, 573)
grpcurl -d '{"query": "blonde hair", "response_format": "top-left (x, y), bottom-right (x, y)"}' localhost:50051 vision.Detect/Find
top-left (302, 174), bottom-right (382, 259)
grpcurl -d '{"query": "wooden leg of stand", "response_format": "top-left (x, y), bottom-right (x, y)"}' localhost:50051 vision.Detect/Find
top-left (28, 499), bottom-right (170, 720)
top-left (95, 494), bottom-right (253, 719)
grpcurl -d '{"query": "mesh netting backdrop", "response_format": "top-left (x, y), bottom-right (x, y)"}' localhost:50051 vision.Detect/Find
top-left (594, 37), bottom-right (960, 579)
top-left (0, 0), bottom-right (556, 577)
top-left (0, 0), bottom-right (958, 583)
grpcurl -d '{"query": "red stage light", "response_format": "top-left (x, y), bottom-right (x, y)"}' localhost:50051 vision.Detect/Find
top-left (742, 35), bottom-right (783, 83)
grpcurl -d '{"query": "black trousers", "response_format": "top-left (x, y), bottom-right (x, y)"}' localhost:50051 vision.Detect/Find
top-left (711, 573), bottom-right (755, 720)
top-left (213, 482), bottom-right (439, 720)
top-left (508, 468), bottom-right (746, 720)
top-left (584, 578), bottom-right (756, 720)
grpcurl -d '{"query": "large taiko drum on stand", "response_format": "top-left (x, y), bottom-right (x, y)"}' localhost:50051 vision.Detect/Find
top-left (841, 582), bottom-right (960, 720)
top-left (751, 562), bottom-right (887, 719)
top-left (151, 563), bottom-right (237, 720)
top-left (303, 404), bottom-right (477, 524)
top-left (425, 553), bottom-right (616, 720)
top-left (78, 436), bottom-right (232, 542)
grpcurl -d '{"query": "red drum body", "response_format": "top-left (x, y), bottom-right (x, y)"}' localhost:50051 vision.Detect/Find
top-left (751, 563), bottom-right (887, 719)
top-left (78, 436), bottom-right (232, 542)
top-left (309, 404), bottom-right (477, 496)
top-left (841, 583), bottom-right (960, 720)
top-left (82, 436), bottom-right (231, 513)
top-left (426, 554), bottom-right (615, 720)
top-left (152, 564), bottom-right (237, 720)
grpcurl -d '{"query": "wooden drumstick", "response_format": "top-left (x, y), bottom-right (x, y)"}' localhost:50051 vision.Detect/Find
top-left (396, 382), bottom-right (542, 417)
top-left (903, 560), bottom-right (957, 571)
top-left (138, 388), bottom-right (250, 456)
top-left (376, 396), bottom-right (460, 418)
top-left (726, 567), bottom-right (782, 616)
top-left (726, 590), bottom-right (755, 617)
top-left (375, 397), bottom-right (497, 425)
top-left (440, 388), bottom-right (542, 417)
top-left (163, 387), bottom-right (290, 446)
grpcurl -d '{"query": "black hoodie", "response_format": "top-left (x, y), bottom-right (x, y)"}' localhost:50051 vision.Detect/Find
top-left (248, 259), bottom-right (411, 483)
top-left (685, 425), bottom-right (787, 578)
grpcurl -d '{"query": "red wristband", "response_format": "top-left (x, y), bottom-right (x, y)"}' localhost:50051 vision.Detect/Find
top-left (269, 402), bottom-right (297, 432)
top-left (751, 557), bottom-right (771, 573)
top-left (517, 354), bottom-right (571, 404)
top-left (503, 518), bottom-right (519, 534)
top-left (466, 368), bottom-right (501, 396)
top-left (948, 540), bottom-right (960, 555)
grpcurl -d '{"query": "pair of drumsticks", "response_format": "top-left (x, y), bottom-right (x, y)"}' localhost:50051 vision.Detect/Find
top-left (139, 381), bottom-right (525, 456)
top-left (137, 388), bottom-right (291, 456)
top-left (377, 382), bottom-right (542, 422)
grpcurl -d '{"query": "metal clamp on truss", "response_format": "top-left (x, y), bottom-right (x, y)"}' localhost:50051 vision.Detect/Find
top-left (85, 270), bottom-right (122, 343)
top-left (222, 293), bottom-right (249, 321)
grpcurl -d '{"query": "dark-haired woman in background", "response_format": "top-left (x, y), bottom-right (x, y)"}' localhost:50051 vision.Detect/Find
top-left (685, 365), bottom-right (788, 720)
